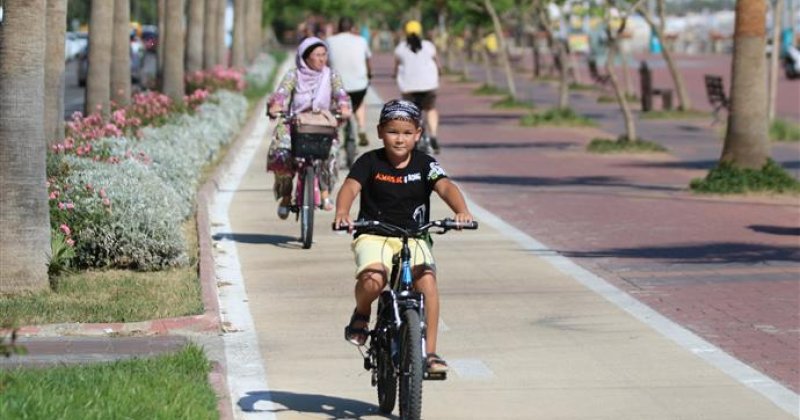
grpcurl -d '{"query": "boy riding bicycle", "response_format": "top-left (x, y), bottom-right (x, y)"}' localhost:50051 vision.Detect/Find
top-left (333, 99), bottom-right (473, 373)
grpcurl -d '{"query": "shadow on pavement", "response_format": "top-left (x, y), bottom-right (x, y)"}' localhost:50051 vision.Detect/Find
top-left (212, 232), bottom-right (296, 245)
top-left (238, 390), bottom-right (397, 419)
top-left (444, 141), bottom-right (577, 150)
top-left (453, 174), bottom-right (683, 192)
top-left (560, 242), bottom-right (800, 264)
top-left (621, 160), bottom-right (800, 171)
top-left (748, 225), bottom-right (800, 236)
top-left (440, 113), bottom-right (524, 124)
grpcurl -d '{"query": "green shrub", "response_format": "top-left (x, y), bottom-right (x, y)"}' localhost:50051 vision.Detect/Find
top-left (770, 119), bottom-right (800, 142)
top-left (492, 95), bottom-right (535, 109)
top-left (587, 137), bottom-right (668, 153)
top-left (690, 159), bottom-right (800, 194)
top-left (640, 109), bottom-right (710, 119)
top-left (473, 84), bottom-right (507, 95)
top-left (520, 107), bottom-right (597, 127)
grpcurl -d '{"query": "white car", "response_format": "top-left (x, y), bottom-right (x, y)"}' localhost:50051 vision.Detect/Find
top-left (64, 32), bottom-right (87, 61)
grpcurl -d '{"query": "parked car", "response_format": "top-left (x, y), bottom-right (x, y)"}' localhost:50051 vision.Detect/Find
top-left (78, 37), bottom-right (144, 87)
top-left (64, 32), bottom-right (88, 61)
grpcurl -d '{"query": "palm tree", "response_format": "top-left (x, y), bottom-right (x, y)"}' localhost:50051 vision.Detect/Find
top-left (162, 0), bottom-right (186, 102)
top-left (111, 0), bottom-right (131, 106)
top-left (246, 0), bottom-right (262, 62)
top-left (86, 0), bottom-right (114, 115)
top-left (186, 0), bottom-right (205, 73)
top-left (45, 0), bottom-right (67, 145)
top-left (721, 0), bottom-right (770, 168)
top-left (216, 0), bottom-right (227, 67)
top-left (232, 0), bottom-right (246, 67)
top-left (203, 0), bottom-right (219, 68)
top-left (0, 0), bottom-right (52, 293)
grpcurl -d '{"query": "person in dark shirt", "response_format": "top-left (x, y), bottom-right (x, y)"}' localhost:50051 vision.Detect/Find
top-left (333, 99), bottom-right (473, 373)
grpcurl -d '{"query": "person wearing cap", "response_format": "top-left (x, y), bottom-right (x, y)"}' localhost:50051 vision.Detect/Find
top-left (326, 16), bottom-right (373, 147)
top-left (393, 20), bottom-right (442, 154)
top-left (333, 99), bottom-right (473, 374)
top-left (266, 37), bottom-right (352, 219)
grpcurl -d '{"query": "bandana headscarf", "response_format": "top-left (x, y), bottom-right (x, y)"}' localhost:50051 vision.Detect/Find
top-left (379, 99), bottom-right (422, 126)
top-left (292, 37), bottom-right (332, 114)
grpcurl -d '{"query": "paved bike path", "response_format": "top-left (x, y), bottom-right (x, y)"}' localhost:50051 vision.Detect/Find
top-left (220, 77), bottom-right (794, 418)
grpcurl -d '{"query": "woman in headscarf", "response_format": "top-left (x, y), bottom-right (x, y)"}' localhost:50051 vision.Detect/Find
top-left (267, 37), bottom-right (352, 219)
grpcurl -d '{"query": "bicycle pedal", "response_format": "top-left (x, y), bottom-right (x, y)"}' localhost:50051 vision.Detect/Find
top-left (424, 371), bottom-right (447, 381)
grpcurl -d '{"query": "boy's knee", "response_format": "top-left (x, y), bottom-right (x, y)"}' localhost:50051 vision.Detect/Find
top-left (357, 266), bottom-right (387, 292)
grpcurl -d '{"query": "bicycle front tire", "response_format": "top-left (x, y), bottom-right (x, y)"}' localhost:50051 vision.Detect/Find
top-left (300, 166), bottom-right (315, 249)
top-left (398, 308), bottom-right (423, 419)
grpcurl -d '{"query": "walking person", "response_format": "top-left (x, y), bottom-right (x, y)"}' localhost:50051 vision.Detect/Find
top-left (334, 99), bottom-right (474, 373)
top-left (393, 20), bottom-right (442, 154)
top-left (326, 16), bottom-right (373, 147)
top-left (266, 37), bottom-right (352, 218)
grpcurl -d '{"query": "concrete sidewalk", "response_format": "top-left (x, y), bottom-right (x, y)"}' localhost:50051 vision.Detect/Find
top-left (216, 74), bottom-right (796, 418)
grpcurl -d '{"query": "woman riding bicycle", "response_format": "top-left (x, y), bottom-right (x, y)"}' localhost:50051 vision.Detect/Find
top-left (393, 20), bottom-right (442, 154)
top-left (267, 37), bottom-right (352, 219)
top-left (334, 99), bottom-right (473, 373)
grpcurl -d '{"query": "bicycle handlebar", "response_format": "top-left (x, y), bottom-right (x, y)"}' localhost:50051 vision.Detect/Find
top-left (331, 218), bottom-right (478, 235)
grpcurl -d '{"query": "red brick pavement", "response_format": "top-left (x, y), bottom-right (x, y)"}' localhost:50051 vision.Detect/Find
top-left (369, 52), bottom-right (800, 392)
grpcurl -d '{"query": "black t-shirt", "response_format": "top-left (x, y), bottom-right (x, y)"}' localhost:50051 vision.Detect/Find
top-left (347, 149), bottom-right (448, 234)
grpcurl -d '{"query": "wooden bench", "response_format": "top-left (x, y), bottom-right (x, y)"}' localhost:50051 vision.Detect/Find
top-left (638, 61), bottom-right (673, 112)
top-left (704, 74), bottom-right (729, 122)
top-left (588, 58), bottom-right (611, 86)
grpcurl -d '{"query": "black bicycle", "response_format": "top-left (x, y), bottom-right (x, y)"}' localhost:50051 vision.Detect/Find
top-left (333, 218), bottom-right (478, 419)
top-left (340, 115), bottom-right (358, 168)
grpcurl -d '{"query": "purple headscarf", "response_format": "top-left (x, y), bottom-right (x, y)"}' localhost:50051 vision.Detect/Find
top-left (291, 37), bottom-right (332, 114)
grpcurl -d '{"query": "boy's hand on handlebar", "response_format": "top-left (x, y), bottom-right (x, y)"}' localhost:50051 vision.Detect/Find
top-left (333, 213), bottom-right (353, 233)
top-left (453, 212), bottom-right (474, 230)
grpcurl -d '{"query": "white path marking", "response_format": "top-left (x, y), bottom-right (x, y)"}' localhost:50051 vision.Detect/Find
top-left (466, 197), bottom-right (800, 417)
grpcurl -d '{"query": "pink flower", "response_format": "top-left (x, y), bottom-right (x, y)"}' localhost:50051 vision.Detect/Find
top-left (66, 238), bottom-right (75, 247)
top-left (65, 202), bottom-right (75, 210)
top-left (59, 224), bottom-right (71, 235)
top-left (99, 188), bottom-right (107, 198)
top-left (49, 191), bottom-right (58, 200)
top-left (102, 198), bottom-right (111, 206)
top-left (58, 202), bottom-right (66, 210)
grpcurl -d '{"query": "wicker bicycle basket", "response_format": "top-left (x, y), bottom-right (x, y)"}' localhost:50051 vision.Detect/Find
top-left (290, 124), bottom-right (336, 160)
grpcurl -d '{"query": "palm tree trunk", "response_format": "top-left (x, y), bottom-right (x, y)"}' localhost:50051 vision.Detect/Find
top-left (606, 41), bottom-right (637, 142)
top-left (556, 40), bottom-right (570, 109)
top-left (217, 0), bottom-right (228, 67)
top-left (204, 0), bottom-right (218, 68)
top-left (86, 0), bottom-right (114, 115)
top-left (163, 0), bottom-right (186, 102)
top-left (0, 0), bottom-right (51, 293)
top-left (111, 0), bottom-right (131, 106)
top-left (484, 0), bottom-right (517, 100)
top-left (232, 0), bottom-right (246, 67)
top-left (157, 0), bottom-right (165, 84)
top-left (186, 0), bottom-right (205, 73)
top-left (247, 0), bottom-right (262, 62)
top-left (478, 28), bottom-right (495, 87)
top-left (768, 0), bottom-right (784, 121)
top-left (721, 0), bottom-right (770, 168)
top-left (45, 0), bottom-right (67, 145)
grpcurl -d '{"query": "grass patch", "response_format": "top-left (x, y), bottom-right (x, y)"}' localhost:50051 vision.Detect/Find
top-left (690, 159), bottom-right (800, 194)
top-left (569, 82), bottom-right (598, 91)
top-left (587, 136), bottom-right (668, 153)
top-left (640, 109), bottom-right (711, 120)
top-left (520, 107), bottom-right (597, 127)
top-left (770, 118), bottom-right (800, 142)
top-left (597, 93), bottom-right (638, 103)
top-left (0, 344), bottom-right (218, 419)
top-left (491, 95), bottom-right (535, 110)
top-left (472, 84), bottom-right (507, 96)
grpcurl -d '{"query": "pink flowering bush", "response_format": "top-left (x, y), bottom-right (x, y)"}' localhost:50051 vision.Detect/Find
top-left (185, 66), bottom-right (246, 94)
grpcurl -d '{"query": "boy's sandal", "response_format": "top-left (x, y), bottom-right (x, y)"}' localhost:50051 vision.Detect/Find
top-left (426, 353), bottom-right (449, 373)
top-left (321, 197), bottom-right (334, 211)
top-left (344, 309), bottom-right (370, 346)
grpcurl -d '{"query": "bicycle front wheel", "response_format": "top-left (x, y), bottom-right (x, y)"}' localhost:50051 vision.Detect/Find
top-left (300, 166), bottom-right (315, 249)
top-left (376, 335), bottom-right (397, 414)
top-left (398, 308), bottom-right (423, 419)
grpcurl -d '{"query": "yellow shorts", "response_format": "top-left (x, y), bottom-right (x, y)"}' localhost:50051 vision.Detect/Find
top-left (352, 234), bottom-right (435, 276)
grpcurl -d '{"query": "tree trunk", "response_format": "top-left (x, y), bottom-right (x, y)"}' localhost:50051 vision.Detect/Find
top-left (163, 0), bottom-right (186, 102)
top-left (484, 0), bottom-right (517, 100)
top-left (721, 0), bottom-right (770, 168)
top-left (250, 0), bottom-right (263, 61)
top-left (203, 0), bottom-right (218, 68)
top-left (231, 0), bottom-right (246, 67)
top-left (186, 0), bottom-right (205, 73)
top-left (556, 40), bottom-right (570, 109)
top-left (606, 40), bottom-right (637, 142)
top-left (111, 0), bottom-right (131, 106)
top-left (86, 0), bottom-right (114, 115)
top-left (217, 0), bottom-right (227, 67)
top-left (478, 28), bottom-right (495, 87)
top-left (157, 0), bottom-right (165, 83)
top-left (0, 0), bottom-right (51, 293)
top-left (638, 1), bottom-right (692, 110)
top-left (768, 0), bottom-right (784, 121)
top-left (45, 0), bottom-right (67, 145)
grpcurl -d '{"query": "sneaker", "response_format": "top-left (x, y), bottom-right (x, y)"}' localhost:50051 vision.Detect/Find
top-left (277, 205), bottom-right (290, 220)
top-left (358, 132), bottom-right (369, 146)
